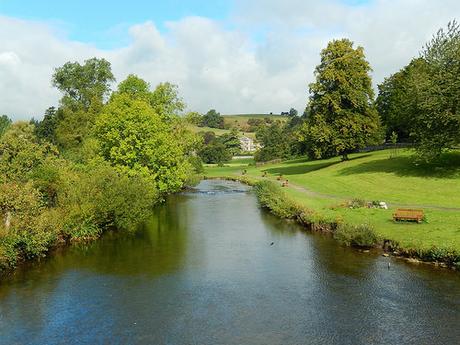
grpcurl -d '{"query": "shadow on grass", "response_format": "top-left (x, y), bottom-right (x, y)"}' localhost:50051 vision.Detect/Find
top-left (338, 152), bottom-right (460, 178)
top-left (263, 154), bottom-right (372, 176)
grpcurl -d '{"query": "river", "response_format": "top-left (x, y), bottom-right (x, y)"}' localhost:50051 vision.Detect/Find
top-left (0, 180), bottom-right (459, 345)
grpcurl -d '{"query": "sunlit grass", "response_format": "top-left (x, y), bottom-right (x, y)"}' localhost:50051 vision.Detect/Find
top-left (205, 149), bottom-right (460, 251)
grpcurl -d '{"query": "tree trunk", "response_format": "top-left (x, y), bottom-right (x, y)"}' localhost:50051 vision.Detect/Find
top-left (4, 211), bottom-right (11, 229)
top-left (341, 152), bottom-right (349, 161)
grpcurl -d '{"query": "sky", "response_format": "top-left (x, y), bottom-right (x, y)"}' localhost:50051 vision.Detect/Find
top-left (0, 0), bottom-right (459, 119)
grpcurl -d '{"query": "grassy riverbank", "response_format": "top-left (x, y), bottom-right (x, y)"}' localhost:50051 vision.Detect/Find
top-left (204, 149), bottom-right (460, 267)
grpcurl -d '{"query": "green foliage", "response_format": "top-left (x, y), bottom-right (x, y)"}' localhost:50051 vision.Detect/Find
top-left (255, 122), bottom-right (292, 162)
top-left (151, 82), bottom-right (185, 120)
top-left (411, 21), bottom-right (460, 161)
top-left (219, 128), bottom-right (241, 156)
top-left (0, 115), bottom-right (12, 138)
top-left (201, 109), bottom-right (224, 129)
top-left (94, 94), bottom-right (190, 193)
top-left (376, 58), bottom-right (425, 142)
top-left (52, 58), bottom-right (114, 150)
top-left (185, 111), bottom-right (203, 125)
top-left (115, 74), bottom-right (151, 101)
top-left (334, 223), bottom-right (379, 248)
top-left (0, 122), bottom-right (58, 182)
top-left (198, 142), bottom-right (232, 164)
top-left (300, 39), bottom-right (381, 160)
top-left (253, 181), bottom-right (300, 219)
top-left (58, 164), bottom-right (158, 237)
top-left (52, 57), bottom-right (115, 110)
top-left (35, 107), bottom-right (58, 144)
top-left (288, 108), bottom-right (298, 117)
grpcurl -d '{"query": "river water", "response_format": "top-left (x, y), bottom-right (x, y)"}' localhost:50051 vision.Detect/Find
top-left (0, 180), bottom-right (459, 345)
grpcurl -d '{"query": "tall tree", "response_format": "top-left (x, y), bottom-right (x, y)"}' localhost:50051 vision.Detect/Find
top-left (94, 94), bottom-right (190, 193)
top-left (35, 107), bottom-right (59, 143)
top-left (52, 57), bottom-right (115, 110)
top-left (376, 58), bottom-right (426, 142)
top-left (151, 82), bottom-right (185, 120)
top-left (410, 21), bottom-right (460, 160)
top-left (201, 109), bottom-right (224, 129)
top-left (300, 39), bottom-right (380, 160)
top-left (52, 58), bottom-right (115, 149)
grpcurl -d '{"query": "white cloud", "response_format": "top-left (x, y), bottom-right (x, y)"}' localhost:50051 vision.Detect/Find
top-left (1, 1), bottom-right (459, 120)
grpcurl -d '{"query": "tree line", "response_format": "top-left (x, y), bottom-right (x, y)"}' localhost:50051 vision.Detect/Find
top-left (0, 60), bottom-right (202, 272)
top-left (256, 21), bottom-right (460, 162)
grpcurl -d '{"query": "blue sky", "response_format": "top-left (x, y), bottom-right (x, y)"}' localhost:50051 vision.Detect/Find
top-left (0, 0), bottom-right (374, 48)
top-left (0, 0), bottom-right (233, 48)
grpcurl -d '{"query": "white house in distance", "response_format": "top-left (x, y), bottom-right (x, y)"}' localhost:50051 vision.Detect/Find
top-left (239, 136), bottom-right (259, 152)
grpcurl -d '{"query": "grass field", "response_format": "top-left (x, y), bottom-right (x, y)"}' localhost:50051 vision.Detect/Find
top-left (222, 114), bottom-right (289, 127)
top-left (205, 149), bottom-right (460, 252)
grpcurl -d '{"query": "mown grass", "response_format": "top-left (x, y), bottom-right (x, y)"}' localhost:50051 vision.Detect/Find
top-left (204, 149), bottom-right (460, 254)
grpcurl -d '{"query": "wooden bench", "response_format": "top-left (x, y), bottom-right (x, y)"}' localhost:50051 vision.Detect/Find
top-left (393, 209), bottom-right (424, 223)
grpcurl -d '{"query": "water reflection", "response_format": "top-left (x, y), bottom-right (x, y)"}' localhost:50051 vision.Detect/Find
top-left (0, 180), bottom-right (459, 345)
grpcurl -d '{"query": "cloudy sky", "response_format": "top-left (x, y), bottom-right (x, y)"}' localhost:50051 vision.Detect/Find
top-left (0, 0), bottom-right (459, 120)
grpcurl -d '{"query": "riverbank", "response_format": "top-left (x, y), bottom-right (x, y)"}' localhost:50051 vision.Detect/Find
top-left (204, 149), bottom-right (460, 269)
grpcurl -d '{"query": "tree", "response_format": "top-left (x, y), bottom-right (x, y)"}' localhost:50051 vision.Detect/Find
top-left (218, 128), bottom-right (241, 155)
top-left (52, 57), bottom-right (115, 110)
top-left (52, 58), bottom-right (115, 150)
top-left (94, 94), bottom-right (190, 193)
top-left (198, 143), bottom-right (232, 164)
top-left (410, 21), bottom-right (460, 160)
top-left (201, 109), bottom-right (224, 128)
top-left (0, 115), bottom-right (12, 138)
top-left (255, 122), bottom-right (291, 162)
top-left (151, 82), bottom-right (185, 120)
top-left (184, 111), bottom-right (203, 125)
top-left (376, 58), bottom-right (425, 142)
top-left (35, 107), bottom-right (58, 143)
top-left (288, 108), bottom-right (298, 117)
top-left (115, 74), bottom-right (151, 101)
top-left (301, 39), bottom-right (380, 160)
top-left (0, 122), bottom-right (58, 182)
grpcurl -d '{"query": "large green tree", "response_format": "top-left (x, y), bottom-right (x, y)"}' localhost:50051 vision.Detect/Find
top-left (376, 58), bottom-right (426, 142)
top-left (200, 109), bottom-right (224, 129)
top-left (301, 39), bottom-right (380, 160)
top-left (52, 58), bottom-right (115, 149)
top-left (410, 21), bottom-right (460, 160)
top-left (94, 94), bottom-right (190, 193)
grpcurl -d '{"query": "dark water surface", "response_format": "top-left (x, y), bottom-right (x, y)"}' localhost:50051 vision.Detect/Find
top-left (0, 180), bottom-right (459, 345)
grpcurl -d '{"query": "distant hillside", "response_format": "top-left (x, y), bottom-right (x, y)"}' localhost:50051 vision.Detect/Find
top-left (186, 124), bottom-right (256, 139)
top-left (221, 113), bottom-right (289, 129)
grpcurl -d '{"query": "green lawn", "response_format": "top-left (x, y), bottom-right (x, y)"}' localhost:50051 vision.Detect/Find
top-left (205, 149), bottom-right (460, 252)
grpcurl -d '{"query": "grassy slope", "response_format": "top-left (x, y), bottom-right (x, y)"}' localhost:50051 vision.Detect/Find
top-left (204, 150), bottom-right (460, 252)
top-left (222, 114), bottom-right (289, 127)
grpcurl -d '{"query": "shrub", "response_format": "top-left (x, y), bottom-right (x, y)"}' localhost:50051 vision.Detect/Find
top-left (334, 223), bottom-right (379, 248)
top-left (347, 198), bottom-right (367, 209)
top-left (253, 181), bottom-right (299, 219)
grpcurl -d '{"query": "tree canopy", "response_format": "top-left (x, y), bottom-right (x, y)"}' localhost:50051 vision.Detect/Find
top-left (300, 39), bottom-right (380, 160)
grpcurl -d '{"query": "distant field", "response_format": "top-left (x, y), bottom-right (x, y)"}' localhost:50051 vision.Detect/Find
top-left (222, 114), bottom-right (289, 127)
top-left (186, 124), bottom-right (256, 139)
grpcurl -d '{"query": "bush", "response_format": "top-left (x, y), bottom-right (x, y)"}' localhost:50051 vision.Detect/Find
top-left (334, 223), bottom-right (379, 248)
top-left (253, 181), bottom-right (300, 219)
top-left (347, 198), bottom-right (367, 209)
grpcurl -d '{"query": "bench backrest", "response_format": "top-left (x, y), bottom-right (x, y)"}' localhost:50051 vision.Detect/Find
top-left (394, 209), bottom-right (424, 217)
